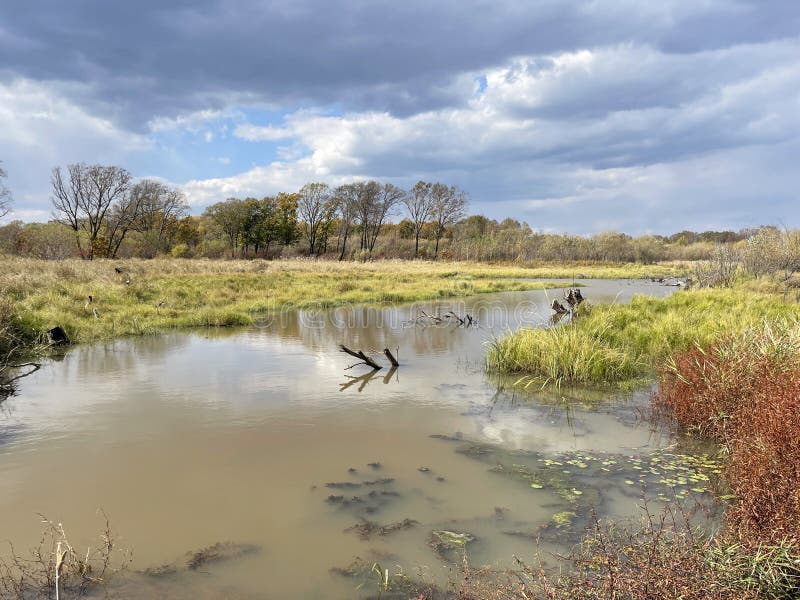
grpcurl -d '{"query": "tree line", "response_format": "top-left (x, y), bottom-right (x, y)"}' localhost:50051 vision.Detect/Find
top-left (0, 161), bottom-right (778, 264)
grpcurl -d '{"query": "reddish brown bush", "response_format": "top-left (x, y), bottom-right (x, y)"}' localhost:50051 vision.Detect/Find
top-left (657, 323), bottom-right (800, 544)
top-left (726, 376), bottom-right (800, 543)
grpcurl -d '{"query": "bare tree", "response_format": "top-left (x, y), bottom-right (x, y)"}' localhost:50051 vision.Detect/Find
top-left (103, 189), bottom-right (143, 258)
top-left (297, 183), bottom-right (337, 255)
top-left (430, 183), bottom-right (468, 259)
top-left (351, 181), bottom-right (405, 254)
top-left (334, 183), bottom-right (360, 260)
top-left (51, 163), bottom-right (132, 259)
top-left (368, 183), bottom-right (405, 253)
top-left (131, 180), bottom-right (189, 256)
top-left (0, 162), bottom-right (12, 219)
top-left (403, 181), bottom-right (435, 258)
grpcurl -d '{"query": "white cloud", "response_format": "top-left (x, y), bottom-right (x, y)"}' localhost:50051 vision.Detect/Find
top-left (0, 78), bottom-right (152, 215)
top-left (234, 123), bottom-right (293, 141)
top-left (147, 108), bottom-right (242, 133)
top-left (175, 40), bottom-right (800, 232)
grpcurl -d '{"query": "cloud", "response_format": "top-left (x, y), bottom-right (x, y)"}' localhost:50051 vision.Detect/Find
top-left (0, 78), bottom-right (151, 216)
top-left (234, 124), bottom-right (293, 142)
top-left (3, 1), bottom-right (798, 127)
top-left (176, 40), bottom-right (800, 230)
top-left (2, 1), bottom-right (800, 232)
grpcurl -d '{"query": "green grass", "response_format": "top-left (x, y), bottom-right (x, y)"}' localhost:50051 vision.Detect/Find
top-left (1, 256), bottom-right (644, 347)
top-left (488, 286), bottom-right (800, 385)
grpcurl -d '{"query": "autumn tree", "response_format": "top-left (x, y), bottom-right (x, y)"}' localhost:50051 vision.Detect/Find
top-left (430, 183), bottom-right (468, 258)
top-left (403, 181), bottom-right (435, 258)
top-left (50, 163), bottom-right (133, 259)
top-left (353, 181), bottom-right (405, 254)
top-left (334, 183), bottom-right (360, 260)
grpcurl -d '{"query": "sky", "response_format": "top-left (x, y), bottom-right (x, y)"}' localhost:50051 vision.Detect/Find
top-left (0, 0), bottom-right (798, 234)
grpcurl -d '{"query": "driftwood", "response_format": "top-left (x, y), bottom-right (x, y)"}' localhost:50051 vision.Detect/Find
top-left (340, 345), bottom-right (382, 370)
top-left (383, 348), bottom-right (399, 367)
top-left (403, 310), bottom-right (477, 328)
top-left (550, 288), bottom-right (586, 319)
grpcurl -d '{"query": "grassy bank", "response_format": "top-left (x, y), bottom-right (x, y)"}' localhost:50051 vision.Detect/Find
top-left (0, 257), bottom-right (688, 349)
top-left (487, 284), bottom-right (800, 385)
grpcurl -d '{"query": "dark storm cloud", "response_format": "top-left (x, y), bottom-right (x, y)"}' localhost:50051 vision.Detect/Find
top-left (1, 0), bottom-right (798, 128)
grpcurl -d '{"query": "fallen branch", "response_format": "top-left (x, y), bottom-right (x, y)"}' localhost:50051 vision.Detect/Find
top-left (403, 310), bottom-right (477, 328)
top-left (339, 345), bottom-right (382, 370)
top-left (383, 348), bottom-right (399, 367)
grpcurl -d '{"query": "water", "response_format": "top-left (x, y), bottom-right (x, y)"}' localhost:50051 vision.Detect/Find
top-left (0, 279), bottom-right (699, 598)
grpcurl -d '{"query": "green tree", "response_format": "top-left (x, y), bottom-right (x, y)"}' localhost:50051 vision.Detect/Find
top-left (275, 192), bottom-right (300, 247)
top-left (203, 198), bottom-right (250, 258)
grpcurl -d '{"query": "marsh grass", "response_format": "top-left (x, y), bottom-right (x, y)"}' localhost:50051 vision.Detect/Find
top-left (487, 309), bottom-right (641, 386)
top-left (2, 257), bottom-right (636, 347)
top-left (488, 287), bottom-right (800, 385)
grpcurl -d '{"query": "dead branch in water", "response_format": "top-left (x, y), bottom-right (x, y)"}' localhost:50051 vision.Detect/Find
top-left (339, 345), bottom-right (382, 370)
top-left (383, 348), bottom-right (399, 367)
top-left (403, 310), bottom-right (477, 328)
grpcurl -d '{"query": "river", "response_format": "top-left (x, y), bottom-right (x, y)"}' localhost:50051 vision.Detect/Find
top-left (1, 279), bottom-right (715, 598)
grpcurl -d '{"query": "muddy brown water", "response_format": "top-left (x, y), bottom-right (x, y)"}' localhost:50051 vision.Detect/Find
top-left (0, 279), bottom-right (704, 598)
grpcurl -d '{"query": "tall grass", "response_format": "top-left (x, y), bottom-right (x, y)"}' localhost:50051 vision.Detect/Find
top-left (0, 257), bottom-right (590, 347)
top-left (488, 287), bottom-right (800, 385)
top-left (487, 318), bottom-right (640, 386)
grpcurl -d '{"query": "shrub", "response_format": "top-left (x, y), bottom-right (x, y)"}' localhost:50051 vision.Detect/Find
top-left (658, 320), bottom-right (800, 544)
top-left (170, 242), bottom-right (190, 258)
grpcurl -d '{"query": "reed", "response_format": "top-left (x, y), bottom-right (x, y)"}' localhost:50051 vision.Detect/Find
top-left (488, 287), bottom-right (800, 385)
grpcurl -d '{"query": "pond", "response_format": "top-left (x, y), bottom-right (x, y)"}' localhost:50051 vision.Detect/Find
top-left (0, 279), bottom-right (714, 598)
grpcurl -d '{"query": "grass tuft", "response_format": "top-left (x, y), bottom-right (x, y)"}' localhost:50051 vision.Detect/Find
top-left (488, 287), bottom-right (800, 385)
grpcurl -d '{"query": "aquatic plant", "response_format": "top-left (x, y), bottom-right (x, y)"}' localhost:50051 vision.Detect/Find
top-left (486, 315), bottom-right (641, 386)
